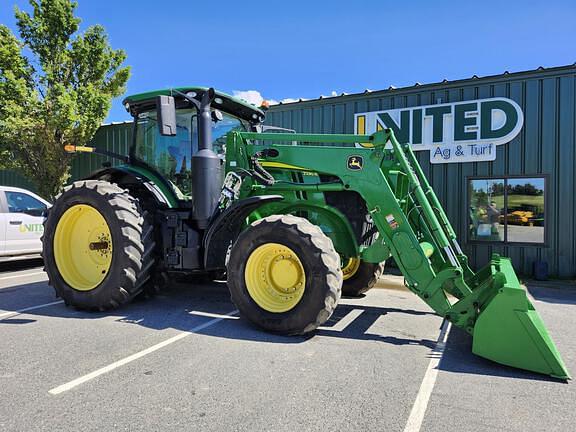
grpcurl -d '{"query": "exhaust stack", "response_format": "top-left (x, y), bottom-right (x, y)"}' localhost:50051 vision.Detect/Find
top-left (191, 88), bottom-right (222, 229)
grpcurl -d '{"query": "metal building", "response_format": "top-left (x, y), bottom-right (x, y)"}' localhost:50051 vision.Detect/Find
top-left (265, 64), bottom-right (576, 278)
top-left (1, 64), bottom-right (574, 277)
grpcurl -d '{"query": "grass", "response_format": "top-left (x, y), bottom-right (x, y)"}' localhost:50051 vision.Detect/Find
top-left (490, 194), bottom-right (544, 213)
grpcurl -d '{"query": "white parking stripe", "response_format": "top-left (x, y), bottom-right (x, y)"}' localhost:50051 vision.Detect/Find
top-left (403, 320), bottom-right (451, 432)
top-left (0, 271), bottom-right (46, 281)
top-left (318, 308), bottom-right (364, 332)
top-left (49, 309), bottom-right (239, 395)
top-left (189, 311), bottom-right (240, 320)
top-left (0, 300), bottom-right (64, 319)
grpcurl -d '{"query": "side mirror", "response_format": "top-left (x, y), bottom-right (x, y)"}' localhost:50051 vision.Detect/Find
top-left (157, 95), bottom-right (177, 136)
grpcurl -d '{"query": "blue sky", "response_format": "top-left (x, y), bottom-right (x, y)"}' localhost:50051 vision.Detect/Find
top-left (1, 0), bottom-right (575, 122)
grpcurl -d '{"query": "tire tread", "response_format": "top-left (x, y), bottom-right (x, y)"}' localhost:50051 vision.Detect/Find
top-left (42, 180), bottom-right (157, 311)
top-left (228, 215), bottom-right (342, 335)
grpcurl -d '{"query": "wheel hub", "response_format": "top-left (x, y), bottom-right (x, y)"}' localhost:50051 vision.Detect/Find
top-left (53, 204), bottom-right (113, 291)
top-left (245, 243), bottom-right (306, 313)
top-left (270, 255), bottom-right (301, 290)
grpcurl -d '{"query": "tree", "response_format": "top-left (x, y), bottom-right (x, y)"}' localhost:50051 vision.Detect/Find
top-left (0, 0), bottom-right (130, 199)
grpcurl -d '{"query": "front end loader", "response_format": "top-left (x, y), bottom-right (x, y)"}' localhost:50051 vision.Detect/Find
top-left (42, 87), bottom-right (570, 379)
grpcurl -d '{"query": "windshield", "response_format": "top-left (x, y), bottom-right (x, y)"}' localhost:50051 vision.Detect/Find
top-left (134, 109), bottom-right (246, 198)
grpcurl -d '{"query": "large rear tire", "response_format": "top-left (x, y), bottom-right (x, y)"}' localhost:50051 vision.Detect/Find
top-left (341, 258), bottom-right (385, 297)
top-left (227, 215), bottom-right (342, 335)
top-left (42, 180), bottom-right (156, 310)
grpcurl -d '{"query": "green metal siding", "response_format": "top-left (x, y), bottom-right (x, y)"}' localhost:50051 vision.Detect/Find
top-left (69, 121), bottom-right (133, 181)
top-left (266, 65), bottom-right (576, 278)
top-left (0, 122), bottom-right (133, 199)
top-left (0, 170), bottom-right (36, 192)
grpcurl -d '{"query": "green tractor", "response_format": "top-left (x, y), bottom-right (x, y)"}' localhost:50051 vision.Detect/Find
top-left (43, 87), bottom-right (570, 379)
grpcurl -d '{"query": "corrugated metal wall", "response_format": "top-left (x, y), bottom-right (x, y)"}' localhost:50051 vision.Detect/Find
top-left (265, 65), bottom-right (576, 278)
top-left (0, 170), bottom-right (37, 192)
top-left (0, 122), bottom-right (133, 198)
top-left (70, 121), bottom-right (133, 181)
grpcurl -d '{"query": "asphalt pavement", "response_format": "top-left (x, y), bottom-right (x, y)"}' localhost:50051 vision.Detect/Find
top-left (0, 260), bottom-right (574, 432)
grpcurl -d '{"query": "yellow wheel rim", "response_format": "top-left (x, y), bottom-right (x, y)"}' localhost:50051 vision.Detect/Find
top-left (342, 257), bottom-right (360, 280)
top-left (244, 243), bottom-right (306, 313)
top-left (53, 204), bottom-right (113, 291)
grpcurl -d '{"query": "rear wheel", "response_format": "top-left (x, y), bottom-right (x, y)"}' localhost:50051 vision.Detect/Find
top-left (227, 215), bottom-right (342, 335)
top-left (42, 180), bottom-right (156, 310)
top-left (341, 258), bottom-right (385, 297)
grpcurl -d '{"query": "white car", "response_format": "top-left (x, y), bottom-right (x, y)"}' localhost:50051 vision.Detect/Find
top-left (0, 186), bottom-right (51, 259)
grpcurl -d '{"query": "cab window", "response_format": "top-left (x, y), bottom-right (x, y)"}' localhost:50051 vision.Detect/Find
top-left (134, 108), bottom-right (247, 199)
top-left (135, 109), bottom-right (196, 197)
top-left (212, 113), bottom-right (246, 158)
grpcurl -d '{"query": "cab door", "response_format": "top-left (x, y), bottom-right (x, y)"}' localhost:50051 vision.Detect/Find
top-left (3, 191), bottom-right (48, 255)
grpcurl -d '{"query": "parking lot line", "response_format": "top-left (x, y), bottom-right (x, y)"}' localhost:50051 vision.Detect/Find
top-left (188, 310), bottom-right (240, 320)
top-left (48, 309), bottom-right (239, 395)
top-left (318, 308), bottom-right (364, 331)
top-left (403, 320), bottom-right (451, 432)
top-left (0, 300), bottom-right (64, 319)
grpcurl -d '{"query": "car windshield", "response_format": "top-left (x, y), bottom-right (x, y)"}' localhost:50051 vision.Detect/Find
top-left (134, 108), bottom-right (246, 199)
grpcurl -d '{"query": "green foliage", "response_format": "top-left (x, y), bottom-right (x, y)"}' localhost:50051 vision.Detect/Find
top-left (0, 0), bottom-right (130, 199)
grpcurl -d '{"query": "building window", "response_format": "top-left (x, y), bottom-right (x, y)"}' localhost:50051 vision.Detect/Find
top-left (468, 177), bottom-right (545, 244)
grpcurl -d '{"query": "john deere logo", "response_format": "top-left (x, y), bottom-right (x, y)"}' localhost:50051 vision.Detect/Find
top-left (354, 97), bottom-right (524, 165)
top-left (347, 156), bottom-right (363, 170)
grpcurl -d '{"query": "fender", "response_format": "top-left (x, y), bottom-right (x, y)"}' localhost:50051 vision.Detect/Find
top-left (203, 195), bottom-right (284, 270)
top-left (255, 202), bottom-right (360, 259)
top-left (85, 165), bottom-right (180, 208)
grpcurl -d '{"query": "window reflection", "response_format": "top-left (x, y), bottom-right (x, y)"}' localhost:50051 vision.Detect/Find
top-left (212, 113), bottom-right (244, 159)
top-left (134, 109), bottom-right (246, 199)
top-left (469, 179), bottom-right (504, 241)
top-left (468, 177), bottom-right (545, 244)
top-left (505, 178), bottom-right (545, 243)
top-left (135, 109), bottom-right (196, 197)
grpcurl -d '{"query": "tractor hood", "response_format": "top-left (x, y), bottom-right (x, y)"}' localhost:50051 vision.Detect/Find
top-left (123, 87), bottom-right (266, 124)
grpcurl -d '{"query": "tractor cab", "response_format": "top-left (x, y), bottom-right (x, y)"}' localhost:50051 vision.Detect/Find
top-left (122, 88), bottom-right (266, 200)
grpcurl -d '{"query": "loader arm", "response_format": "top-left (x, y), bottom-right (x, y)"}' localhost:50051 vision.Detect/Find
top-left (226, 129), bottom-right (570, 380)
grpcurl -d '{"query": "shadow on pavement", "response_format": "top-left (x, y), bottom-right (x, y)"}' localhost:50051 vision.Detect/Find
top-left (0, 258), bottom-right (43, 273)
top-left (198, 302), bottom-right (438, 349)
top-left (3, 279), bottom-right (437, 349)
top-left (316, 303), bottom-right (437, 348)
top-left (0, 318), bottom-right (37, 325)
top-left (526, 284), bottom-right (576, 305)
top-left (8, 277), bottom-right (572, 381)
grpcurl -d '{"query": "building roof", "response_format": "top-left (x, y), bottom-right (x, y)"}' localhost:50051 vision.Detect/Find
top-left (100, 120), bottom-right (133, 127)
top-left (270, 63), bottom-right (576, 107)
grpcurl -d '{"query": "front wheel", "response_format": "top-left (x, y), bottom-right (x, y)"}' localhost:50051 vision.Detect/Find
top-left (227, 215), bottom-right (342, 335)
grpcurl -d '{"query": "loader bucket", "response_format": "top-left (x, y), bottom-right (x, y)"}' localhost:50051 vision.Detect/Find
top-left (472, 257), bottom-right (570, 380)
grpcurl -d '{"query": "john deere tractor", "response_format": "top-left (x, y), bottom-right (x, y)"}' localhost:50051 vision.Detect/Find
top-left (43, 87), bottom-right (570, 379)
